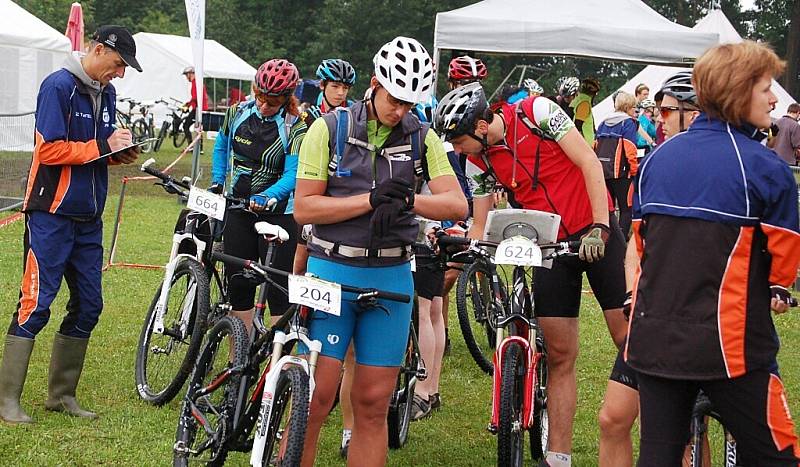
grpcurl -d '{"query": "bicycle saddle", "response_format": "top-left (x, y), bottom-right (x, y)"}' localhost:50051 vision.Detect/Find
top-left (255, 221), bottom-right (289, 242)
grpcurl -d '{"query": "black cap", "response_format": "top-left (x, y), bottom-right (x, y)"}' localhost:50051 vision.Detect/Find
top-left (93, 25), bottom-right (142, 72)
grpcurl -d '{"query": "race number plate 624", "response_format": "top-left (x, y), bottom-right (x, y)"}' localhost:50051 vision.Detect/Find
top-left (288, 275), bottom-right (342, 316)
top-left (494, 236), bottom-right (543, 267)
top-left (187, 186), bottom-right (225, 221)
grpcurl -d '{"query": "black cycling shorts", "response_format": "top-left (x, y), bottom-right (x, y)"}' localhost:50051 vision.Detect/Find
top-left (532, 214), bottom-right (626, 318)
top-left (609, 347), bottom-right (638, 390)
top-left (413, 248), bottom-right (444, 300)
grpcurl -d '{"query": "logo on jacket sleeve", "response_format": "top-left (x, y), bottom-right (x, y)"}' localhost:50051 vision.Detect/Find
top-left (102, 108), bottom-right (110, 123)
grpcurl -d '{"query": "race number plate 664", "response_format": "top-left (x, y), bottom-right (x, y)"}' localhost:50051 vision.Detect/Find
top-left (187, 186), bottom-right (225, 221)
top-left (494, 236), bottom-right (543, 267)
top-left (288, 275), bottom-right (342, 316)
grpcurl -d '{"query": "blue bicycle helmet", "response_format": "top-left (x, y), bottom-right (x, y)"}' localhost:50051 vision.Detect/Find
top-left (316, 59), bottom-right (357, 86)
top-left (413, 95), bottom-right (439, 123)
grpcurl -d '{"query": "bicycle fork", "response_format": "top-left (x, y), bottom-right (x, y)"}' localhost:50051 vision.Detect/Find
top-left (249, 327), bottom-right (322, 466)
top-left (489, 335), bottom-right (541, 433)
top-left (152, 233), bottom-right (206, 336)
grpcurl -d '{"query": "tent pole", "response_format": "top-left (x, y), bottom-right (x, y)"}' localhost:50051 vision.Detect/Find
top-left (488, 65), bottom-right (522, 102)
top-left (433, 47), bottom-right (442, 96)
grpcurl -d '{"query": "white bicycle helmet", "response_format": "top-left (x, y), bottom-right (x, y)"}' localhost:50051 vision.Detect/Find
top-left (523, 78), bottom-right (544, 95)
top-left (639, 98), bottom-right (657, 110)
top-left (558, 76), bottom-right (580, 98)
top-left (373, 36), bottom-right (434, 104)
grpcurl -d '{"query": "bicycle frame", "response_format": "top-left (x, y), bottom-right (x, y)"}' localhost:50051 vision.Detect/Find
top-left (249, 324), bottom-right (322, 465)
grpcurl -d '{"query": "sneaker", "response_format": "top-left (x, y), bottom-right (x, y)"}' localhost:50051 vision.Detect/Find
top-left (429, 393), bottom-right (441, 411)
top-left (410, 394), bottom-right (432, 421)
top-left (339, 438), bottom-right (350, 459)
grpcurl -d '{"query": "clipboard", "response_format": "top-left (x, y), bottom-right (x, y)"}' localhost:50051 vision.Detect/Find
top-left (87, 138), bottom-right (158, 164)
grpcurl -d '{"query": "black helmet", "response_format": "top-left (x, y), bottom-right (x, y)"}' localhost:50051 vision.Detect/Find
top-left (316, 58), bottom-right (357, 85)
top-left (656, 71), bottom-right (697, 106)
top-left (433, 82), bottom-right (488, 140)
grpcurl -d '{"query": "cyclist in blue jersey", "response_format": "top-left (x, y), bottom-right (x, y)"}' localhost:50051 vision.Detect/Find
top-left (294, 36), bottom-right (467, 467)
top-left (210, 59), bottom-right (306, 329)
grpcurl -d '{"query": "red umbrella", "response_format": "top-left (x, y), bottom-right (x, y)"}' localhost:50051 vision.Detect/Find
top-left (65, 2), bottom-right (84, 52)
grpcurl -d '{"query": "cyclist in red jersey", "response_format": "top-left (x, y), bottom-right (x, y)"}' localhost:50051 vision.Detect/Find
top-left (435, 83), bottom-right (627, 467)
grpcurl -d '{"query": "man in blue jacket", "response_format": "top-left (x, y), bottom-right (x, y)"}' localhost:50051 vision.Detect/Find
top-left (0, 26), bottom-right (141, 424)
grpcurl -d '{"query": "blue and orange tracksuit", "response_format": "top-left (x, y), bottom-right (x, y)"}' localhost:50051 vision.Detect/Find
top-left (626, 114), bottom-right (800, 463)
top-left (10, 66), bottom-right (117, 339)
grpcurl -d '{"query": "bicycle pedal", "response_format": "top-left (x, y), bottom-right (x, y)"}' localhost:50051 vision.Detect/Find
top-left (416, 367), bottom-right (428, 381)
top-left (487, 423), bottom-right (498, 434)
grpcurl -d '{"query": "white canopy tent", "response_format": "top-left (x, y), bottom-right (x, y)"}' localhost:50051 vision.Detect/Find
top-left (114, 32), bottom-right (256, 107)
top-left (593, 9), bottom-right (798, 122)
top-left (433, 0), bottom-right (719, 85)
top-left (0, 0), bottom-right (71, 115)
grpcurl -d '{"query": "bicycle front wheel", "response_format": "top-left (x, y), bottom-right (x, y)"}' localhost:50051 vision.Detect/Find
top-left (173, 118), bottom-right (188, 148)
top-left (257, 365), bottom-right (310, 467)
top-left (154, 120), bottom-right (170, 152)
top-left (456, 259), bottom-right (503, 375)
top-left (173, 316), bottom-right (248, 467)
top-left (498, 342), bottom-right (526, 467)
top-left (132, 119), bottom-right (154, 153)
top-left (135, 258), bottom-right (210, 406)
top-left (388, 325), bottom-right (419, 449)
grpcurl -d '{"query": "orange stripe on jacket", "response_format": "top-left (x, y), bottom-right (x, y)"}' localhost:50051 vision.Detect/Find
top-left (50, 165), bottom-right (72, 212)
top-left (34, 129), bottom-right (100, 165)
top-left (631, 220), bottom-right (644, 258)
top-left (22, 157), bottom-right (40, 211)
top-left (17, 248), bottom-right (40, 326)
top-left (761, 223), bottom-right (800, 286)
top-left (767, 374), bottom-right (800, 458)
top-left (717, 227), bottom-right (752, 378)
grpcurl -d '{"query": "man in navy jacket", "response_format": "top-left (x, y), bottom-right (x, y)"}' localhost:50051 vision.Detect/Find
top-left (0, 25), bottom-right (141, 424)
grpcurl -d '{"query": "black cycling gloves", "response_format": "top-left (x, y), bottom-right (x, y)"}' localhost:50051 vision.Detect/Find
top-left (369, 177), bottom-right (414, 210)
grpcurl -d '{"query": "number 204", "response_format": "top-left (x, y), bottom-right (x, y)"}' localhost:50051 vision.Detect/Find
top-left (300, 286), bottom-right (331, 305)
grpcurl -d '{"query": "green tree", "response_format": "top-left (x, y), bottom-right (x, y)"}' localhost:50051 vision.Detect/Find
top-left (749, 0), bottom-right (799, 97)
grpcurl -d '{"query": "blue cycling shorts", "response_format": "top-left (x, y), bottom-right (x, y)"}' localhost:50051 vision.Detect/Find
top-left (301, 256), bottom-right (413, 367)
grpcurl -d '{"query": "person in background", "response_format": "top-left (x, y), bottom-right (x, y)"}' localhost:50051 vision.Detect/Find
top-left (627, 41), bottom-right (800, 466)
top-left (572, 77), bottom-right (600, 145)
top-left (636, 98), bottom-right (657, 152)
top-left (634, 83), bottom-right (649, 105)
top-left (228, 86), bottom-right (246, 106)
top-left (772, 102), bottom-right (800, 165)
top-left (554, 76), bottom-right (579, 119)
top-left (595, 92), bottom-right (639, 240)
top-left (0, 25), bottom-right (141, 424)
top-left (447, 55), bottom-right (488, 90)
top-left (181, 66), bottom-right (209, 144)
top-left (210, 59), bottom-right (306, 333)
top-left (524, 78), bottom-right (544, 97)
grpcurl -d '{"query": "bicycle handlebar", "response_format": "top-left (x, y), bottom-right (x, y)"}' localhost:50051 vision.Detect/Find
top-left (211, 251), bottom-right (411, 304)
top-left (140, 158), bottom-right (249, 208)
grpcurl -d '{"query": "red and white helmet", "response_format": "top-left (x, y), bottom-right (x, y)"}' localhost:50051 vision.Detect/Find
top-left (448, 55), bottom-right (488, 82)
top-left (373, 36), bottom-right (434, 104)
top-left (255, 59), bottom-right (299, 96)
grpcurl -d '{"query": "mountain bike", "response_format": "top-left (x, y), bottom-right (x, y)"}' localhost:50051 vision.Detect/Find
top-left (130, 100), bottom-right (158, 153)
top-left (134, 159), bottom-right (248, 406)
top-left (173, 248), bottom-right (411, 466)
top-left (439, 209), bottom-right (577, 466)
top-left (688, 391), bottom-right (738, 467)
top-left (387, 286), bottom-right (427, 449)
top-left (155, 98), bottom-right (190, 151)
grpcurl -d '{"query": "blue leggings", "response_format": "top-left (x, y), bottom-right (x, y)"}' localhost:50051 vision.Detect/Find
top-left (302, 256), bottom-right (413, 367)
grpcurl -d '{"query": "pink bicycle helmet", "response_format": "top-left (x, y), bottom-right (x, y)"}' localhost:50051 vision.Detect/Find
top-left (255, 59), bottom-right (299, 96)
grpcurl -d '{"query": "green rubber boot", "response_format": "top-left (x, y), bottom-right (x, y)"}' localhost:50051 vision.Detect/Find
top-left (44, 333), bottom-right (97, 418)
top-left (0, 334), bottom-right (34, 424)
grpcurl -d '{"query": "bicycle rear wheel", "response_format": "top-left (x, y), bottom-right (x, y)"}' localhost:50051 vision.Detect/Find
top-left (136, 258), bottom-right (210, 405)
top-left (173, 316), bottom-right (248, 467)
top-left (388, 324), bottom-right (419, 449)
top-left (498, 342), bottom-right (526, 467)
top-left (257, 365), bottom-right (310, 467)
top-left (456, 259), bottom-right (503, 375)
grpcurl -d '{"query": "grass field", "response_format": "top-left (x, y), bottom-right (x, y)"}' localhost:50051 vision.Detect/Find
top-left (0, 144), bottom-right (799, 466)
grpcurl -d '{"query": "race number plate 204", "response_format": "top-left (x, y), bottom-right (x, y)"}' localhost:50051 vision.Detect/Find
top-left (494, 236), bottom-right (542, 267)
top-left (288, 275), bottom-right (342, 316)
top-left (187, 186), bottom-right (225, 221)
